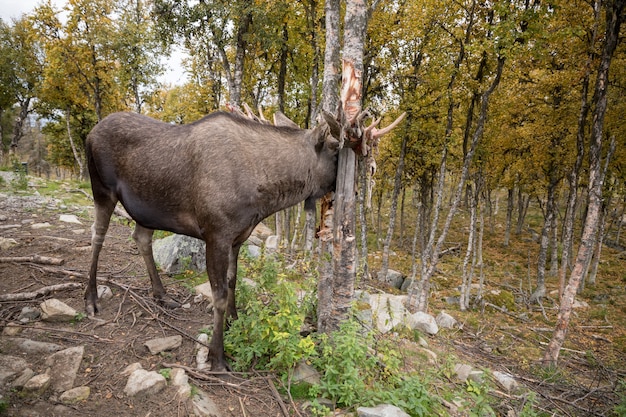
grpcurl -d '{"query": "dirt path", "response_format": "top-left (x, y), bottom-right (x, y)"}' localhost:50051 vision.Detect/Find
top-left (0, 190), bottom-right (292, 417)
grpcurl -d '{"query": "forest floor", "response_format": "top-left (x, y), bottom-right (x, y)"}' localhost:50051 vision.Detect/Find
top-left (0, 174), bottom-right (625, 416)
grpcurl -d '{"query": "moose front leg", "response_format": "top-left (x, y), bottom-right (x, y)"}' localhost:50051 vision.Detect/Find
top-left (132, 224), bottom-right (180, 309)
top-left (205, 240), bottom-right (232, 372)
top-left (225, 243), bottom-right (242, 324)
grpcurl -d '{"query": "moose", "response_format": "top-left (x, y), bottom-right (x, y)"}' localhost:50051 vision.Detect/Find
top-left (85, 110), bottom-right (341, 372)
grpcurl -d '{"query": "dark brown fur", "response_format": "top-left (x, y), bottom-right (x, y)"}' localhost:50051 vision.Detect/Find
top-left (85, 111), bottom-right (340, 371)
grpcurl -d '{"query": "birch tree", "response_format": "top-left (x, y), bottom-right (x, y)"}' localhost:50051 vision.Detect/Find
top-left (543, 0), bottom-right (624, 366)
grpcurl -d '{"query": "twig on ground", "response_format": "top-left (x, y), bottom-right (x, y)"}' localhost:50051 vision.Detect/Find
top-left (0, 255), bottom-right (64, 265)
top-left (0, 282), bottom-right (82, 301)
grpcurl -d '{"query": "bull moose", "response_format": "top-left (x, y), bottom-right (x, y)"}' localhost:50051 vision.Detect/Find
top-left (85, 110), bottom-right (341, 372)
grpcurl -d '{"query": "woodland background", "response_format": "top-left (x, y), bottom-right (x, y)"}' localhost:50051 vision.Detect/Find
top-left (1, 0), bottom-right (626, 412)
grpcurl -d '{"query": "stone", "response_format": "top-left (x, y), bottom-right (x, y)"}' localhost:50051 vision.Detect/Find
top-left (59, 386), bottom-right (90, 404)
top-left (0, 237), bottom-right (18, 250)
top-left (12, 338), bottom-right (63, 354)
top-left (251, 223), bottom-right (273, 241)
top-left (0, 355), bottom-right (29, 385)
top-left (246, 244), bottom-right (261, 258)
top-left (97, 285), bottom-right (113, 300)
top-left (380, 269), bottom-right (404, 289)
top-left (144, 335), bottom-right (183, 355)
top-left (493, 371), bottom-right (519, 392)
top-left (292, 360), bottom-right (321, 385)
top-left (18, 306), bottom-right (41, 321)
top-left (192, 388), bottom-right (222, 417)
top-left (572, 299), bottom-right (589, 309)
top-left (368, 293), bottom-right (409, 334)
top-left (265, 235), bottom-right (279, 251)
top-left (121, 362), bottom-right (143, 376)
top-left (436, 311), bottom-right (457, 329)
top-left (196, 333), bottom-right (210, 370)
top-left (357, 404), bottom-right (411, 417)
top-left (23, 372), bottom-right (51, 395)
top-left (45, 346), bottom-right (84, 392)
top-left (2, 323), bottom-right (22, 336)
top-left (454, 364), bottom-right (473, 382)
top-left (31, 222), bottom-right (52, 229)
top-left (153, 234), bottom-right (207, 274)
top-left (59, 214), bottom-right (82, 224)
top-left (40, 299), bottom-right (77, 322)
top-left (11, 368), bottom-right (35, 389)
top-left (124, 369), bottom-right (167, 397)
top-left (407, 311), bottom-right (439, 335)
top-left (194, 282), bottom-right (213, 302)
top-left (170, 368), bottom-right (191, 398)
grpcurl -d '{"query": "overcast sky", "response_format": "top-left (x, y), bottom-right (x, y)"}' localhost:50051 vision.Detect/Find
top-left (0, 0), bottom-right (186, 86)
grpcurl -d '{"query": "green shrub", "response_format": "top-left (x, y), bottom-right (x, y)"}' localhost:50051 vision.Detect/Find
top-left (224, 255), bottom-right (315, 377)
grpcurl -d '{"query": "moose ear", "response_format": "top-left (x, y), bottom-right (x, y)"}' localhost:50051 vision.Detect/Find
top-left (273, 111), bottom-right (300, 129)
top-left (321, 111), bottom-right (341, 140)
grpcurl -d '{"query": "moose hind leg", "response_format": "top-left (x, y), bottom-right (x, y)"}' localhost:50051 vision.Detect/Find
top-left (132, 224), bottom-right (180, 309)
top-left (205, 240), bottom-right (232, 372)
top-left (86, 198), bottom-right (117, 316)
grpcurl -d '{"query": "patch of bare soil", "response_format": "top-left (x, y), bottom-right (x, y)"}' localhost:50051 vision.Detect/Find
top-left (0, 192), bottom-right (295, 417)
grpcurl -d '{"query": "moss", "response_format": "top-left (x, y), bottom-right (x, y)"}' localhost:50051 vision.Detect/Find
top-left (484, 289), bottom-right (516, 312)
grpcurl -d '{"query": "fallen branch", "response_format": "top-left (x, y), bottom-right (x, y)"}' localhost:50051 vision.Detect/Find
top-left (0, 282), bottom-right (82, 301)
top-left (0, 255), bottom-right (64, 265)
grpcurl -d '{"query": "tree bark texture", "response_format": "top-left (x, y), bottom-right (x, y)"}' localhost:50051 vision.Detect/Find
top-left (543, 0), bottom-right (624, 366)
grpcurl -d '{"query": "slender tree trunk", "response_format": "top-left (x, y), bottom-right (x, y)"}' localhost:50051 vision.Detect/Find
top-left (379, 130), bottom-right (408, 283)
top-left (316, 0), bottom-right (341, 333)
top-left (358, 158), bottom-right (370, 280)
top-left (560, 0), bottom-right (599, 299)
top-left (10, 98), bottom-right (31, 151)
top-left (460, 180), bottom-right (479, 311)
top-left (549, 205), bottom-right (559, 277)
top-left (504, 188), bottom-right (514, 246)
top-left (516, 188), bottom-right (529, 235)
top-left (531, 184), bottom-right (557, 302)
top-left (544, 0), bottom-right (623, 366)
top-left (65, 107), bottom-right (85, 179)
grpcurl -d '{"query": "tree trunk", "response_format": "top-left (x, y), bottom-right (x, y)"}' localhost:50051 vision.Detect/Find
top-left (516, 188), bottom-right (529, 235)
top-left (460, 180), bottom-right (479, 311)
top-left (316, 0), bottom-right (341, 333)
top-left (65, 107), bottom-right (86, 179)
top-left (379, 129), bottom-right (408, 283)
top-left (543, 0), bottom-right (623, 366)
top-left (531, 184), bottom-right (557, 303)
top-left (504, 188), bottom-right (514, 246)
top-left (10, 98), bottom-right (31, 151)
top-left (560, 0), bottom-right (599, 299)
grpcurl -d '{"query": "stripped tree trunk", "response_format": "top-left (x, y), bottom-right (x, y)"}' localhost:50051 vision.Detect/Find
top-left (543, 0), bottom-right (623, 366)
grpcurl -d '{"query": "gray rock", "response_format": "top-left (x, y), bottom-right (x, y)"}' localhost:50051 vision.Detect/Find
top-left (194, 282), bottom-right (213, 302)
top-left (124, 369), bottom-right (167, 397)
top-left (196, 333), bottom-right (210, 370)
top-left (59, 386), bottom-right (90, 404)
top-left (436, 311), bottom-right (457, 329)
top-left (153, 234), bottom-right (206, 274)
top-left (45, 346), bottom-right (84, 392)
top-left (170, 367), bottom-right (191, 398)
top-left (0, 355), bottom-right (29, 385)
top-left (493, 371), bottom-right (519, 392)
top-left (357, 404), bottom-right (411, 417)
top-left (246, 244), bottom-right (261, 258)
top-left (40, 299), bottom-right (77, 322)
top-left (121, 362), bottom-right (143, 376)
top-left (59, 214), bottom-right (82, 224)
top-left (368, 294), bottom-right (409, 334)
top-left (454, 364), bottom-right (473, 382)
top-left (0, 237), bottom-right (18, 250)
top-left (144, 335), bottom-right (182, 355)
top-left (23, 372), bottom-right (51, 395)
top-left (18, 306), bottom-right (40, 321)
top-left (12, 338), bottom-right (63, 354)
top-left (407, 311), bottom-right (439, 335)
top-left (292, 360), bottom-right (321, 385)
top-left (265, 235), bottom-right (279, 251)
top-left (381, 269), bottom-right (404, 289)
top-left (12, 368), bottom-right (35, 390)
top-left (192, 388), bottom-right (222, 417)
top-left (97, 285), bottom-right (113, 300)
